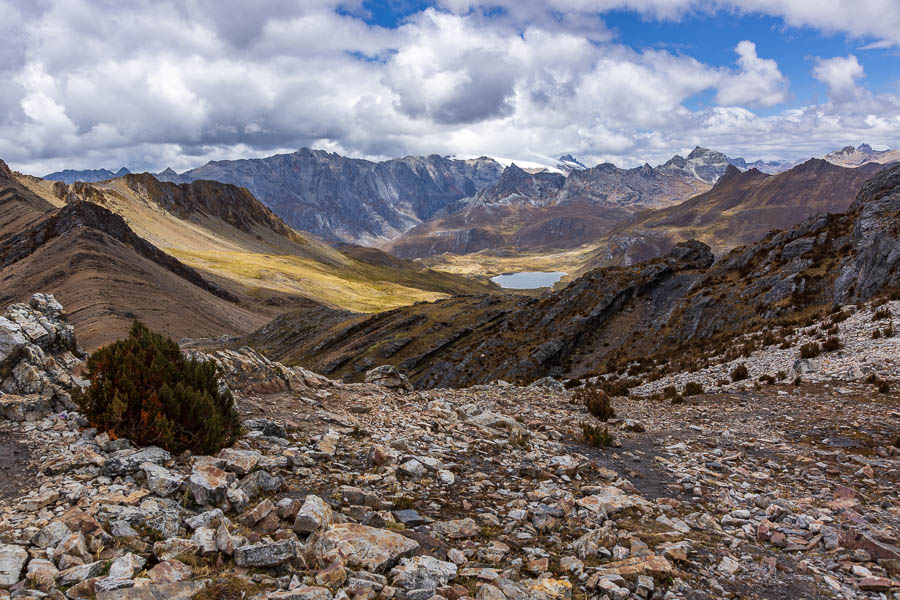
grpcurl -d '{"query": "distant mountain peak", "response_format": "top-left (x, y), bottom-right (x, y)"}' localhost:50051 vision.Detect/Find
top-left (43, 167), bottom-right (132, 184)
top-left (556, 154), bottom-right (587, 172)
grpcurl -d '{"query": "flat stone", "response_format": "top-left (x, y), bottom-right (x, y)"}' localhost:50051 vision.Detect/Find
top-left (95, 581), bottom-right (207, 600)
top-left (218, 448), bottom-right (262, 476)
top-left (577, 487), bottom-right (638, 518)
top-left (393, 509), bottom-right (432, 527)
top-left (595, 554), bottom-right (674, 580)
top-left (56, 560), bottom-right (104, 587)
top-left (433, 518), bottom-right (479, 539)
top-left (312, 523), bottom-right (419, 573)
top-left (267, 587), bottom-right (333, 600)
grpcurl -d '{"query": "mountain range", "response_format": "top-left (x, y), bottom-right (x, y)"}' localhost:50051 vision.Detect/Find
top-left (43, 167), bottom-right (131, 184)
top-left (244, 163), bottom-right (900, 388)
top-left (38, 143), bottom-right (896, 260)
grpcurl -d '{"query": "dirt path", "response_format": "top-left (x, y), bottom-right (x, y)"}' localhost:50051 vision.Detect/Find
top-left (0, 429), bottom-right (33, 501)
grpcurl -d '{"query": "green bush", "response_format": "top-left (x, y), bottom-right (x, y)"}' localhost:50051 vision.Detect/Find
top-left (77, 321), bottom-right (240, 454)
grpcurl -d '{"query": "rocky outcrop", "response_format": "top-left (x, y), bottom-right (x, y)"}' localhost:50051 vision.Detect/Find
top-left (0, 293), bottom-right (85, 420)
top-left (835, 164), bottom-right (900, 302)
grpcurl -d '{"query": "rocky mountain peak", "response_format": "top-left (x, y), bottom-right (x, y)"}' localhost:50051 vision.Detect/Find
top-left (556, 154), bottom-right (588, 171)
top-left (858, 143), bottom-right (874, 154)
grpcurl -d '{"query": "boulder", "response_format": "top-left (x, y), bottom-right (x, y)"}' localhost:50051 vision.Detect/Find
top-left (365, 365), bottom-right (413, 392)
top-left (189, 463), bottom-right (231, 506)
top-left (294, 495), bottom-right (333, 534)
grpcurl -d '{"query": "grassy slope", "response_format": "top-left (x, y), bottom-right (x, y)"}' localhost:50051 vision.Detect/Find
top-left (18, 175), bottom-right (497, 314)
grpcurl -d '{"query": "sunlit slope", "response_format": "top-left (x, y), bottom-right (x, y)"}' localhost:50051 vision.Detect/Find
top-left (19, 173), bottom-right (496, 312)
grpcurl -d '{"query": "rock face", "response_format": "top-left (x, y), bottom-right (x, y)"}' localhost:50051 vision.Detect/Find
top-left (156, 149), bottom-right (504, 245)
top-left (0, 293), bottom-right (84, 419)
top-left (834, 164), bottom-right (900, 302)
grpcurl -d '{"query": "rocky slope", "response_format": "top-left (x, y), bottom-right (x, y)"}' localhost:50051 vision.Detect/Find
top-left (248, 164), bottom-right (900, 390)
top-left (586, 159), bottom-right (886, 269)
top-left (156, 149), bottom-right (504, 246)
top-left (1, 294), bottom-right (898, 600)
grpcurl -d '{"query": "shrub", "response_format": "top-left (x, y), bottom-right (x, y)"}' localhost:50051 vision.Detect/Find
top-left (581, 422), bottom-right (615, 447)
top-left (577, 385), bottom-right (615, 421)
top-left (883, 323), bottom-right (895, 338)
top-left (873, 329), bottom-right (882, 339)
top-left (683, 381), bottom-right (703, 397)
top-left (877, 380), bottom-right (890, 394)
top-left (776, 370), bottom-right (787, 381)
top-left (799, 342), bottom-right (822, 359)
top-left (77, 321), bottom-right (241, 455)
top-left (759, 374), bottom-right (775, 385)
top-left (821, 336), bottom-right (842, 352)
top-left (730, 364), bottom-right (749, 382)
top-left (793, 376), bottom-right (802, 386)
top-left (662, 385), bottom-right (678, 399)
top-left (873, 307), bottom-right (892, 320)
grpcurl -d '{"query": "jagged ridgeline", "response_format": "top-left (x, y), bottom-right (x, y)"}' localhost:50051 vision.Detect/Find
top-left (246, 164), bottom-right (900, 388)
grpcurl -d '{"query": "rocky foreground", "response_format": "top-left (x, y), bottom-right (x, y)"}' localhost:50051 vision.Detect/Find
top-left (1, 295), bottom-right (899, 600)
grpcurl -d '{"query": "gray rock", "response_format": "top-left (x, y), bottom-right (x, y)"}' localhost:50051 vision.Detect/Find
top-left (234, 539), bottom-right (297, 567)
top-left (0, 544), bottom-right (27, 587)
top-left (104, 447), bottom-right (171, 477)
top-left (189, 463), bottom-right (231, 506)
top-left (390, 556), bottom-right (457, 591)
top-left (143, 462), bottom-right (183, 497)
top-left (239, 469), bottom-right (282, 498)
top-left (365, 365), bottom-right (413, 392)
top-left (293, 495), bottom-right (333, 533)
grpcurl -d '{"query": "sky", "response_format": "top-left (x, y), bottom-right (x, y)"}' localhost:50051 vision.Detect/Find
top-left (1, 0), bottom-right (899, 176)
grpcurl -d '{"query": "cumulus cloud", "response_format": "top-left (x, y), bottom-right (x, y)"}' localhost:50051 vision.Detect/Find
top-left (0, 0), bottom-right (898, 176)
top-left (812, 54), bottom-right (865, 102)
top-left (716, 41), bottom-right (788, 107)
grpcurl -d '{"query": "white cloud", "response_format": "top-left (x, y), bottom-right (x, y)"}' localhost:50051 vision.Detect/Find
top-left (0, 0), bottom-right (898, 177)
top-left (716, 41), bottom-right (788, 107)
top-left (812, 54), bottom-right (865, 102)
